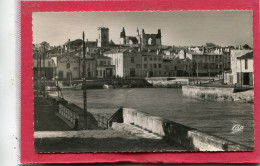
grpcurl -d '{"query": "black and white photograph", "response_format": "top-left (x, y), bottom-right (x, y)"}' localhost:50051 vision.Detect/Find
top-left (33, 11), bottom-right (254, 152)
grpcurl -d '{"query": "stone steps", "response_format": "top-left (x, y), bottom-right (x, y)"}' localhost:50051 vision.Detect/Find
top-left (111, 122), bottom-right (162, 140)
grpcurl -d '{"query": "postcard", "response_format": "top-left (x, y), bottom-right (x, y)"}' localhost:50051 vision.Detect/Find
top-left (20, 0), bottom-right (260, 164)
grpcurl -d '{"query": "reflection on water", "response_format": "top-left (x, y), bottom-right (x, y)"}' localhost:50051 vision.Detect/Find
top-left (62, 88), bottom-right (254, 147)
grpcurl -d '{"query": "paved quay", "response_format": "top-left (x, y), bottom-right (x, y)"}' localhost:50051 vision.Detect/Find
top-left (34, 102), bottom-right (187, 152)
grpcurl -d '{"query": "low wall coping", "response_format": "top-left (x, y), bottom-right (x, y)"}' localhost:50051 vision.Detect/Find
top-left (119, 108), bottom-right (252, 151)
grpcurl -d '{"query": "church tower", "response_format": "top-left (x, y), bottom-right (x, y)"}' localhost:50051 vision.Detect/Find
top-left (141, 29), bottom-right (146, 49)
top-left (97, 27), bottom-right (109, 48)
top-left (136, 27), bottom-right (141, 44)
top-left (120, 27), bottom-right (126, 45)
top-left (156, 29), bottom-right (162, 46)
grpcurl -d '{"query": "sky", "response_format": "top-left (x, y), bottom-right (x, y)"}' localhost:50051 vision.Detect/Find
top-left (33, 11), bottom-right (253, 47)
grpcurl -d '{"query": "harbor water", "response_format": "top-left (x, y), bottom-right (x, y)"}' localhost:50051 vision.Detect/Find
top-left (61, 88), bottom-right (254, 148)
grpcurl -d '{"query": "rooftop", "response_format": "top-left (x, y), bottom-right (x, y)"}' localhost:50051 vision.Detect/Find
top-left (103, 48), bottom-right (136, 54)
top-left (237, 51), bottom-right (253, 59)
top-left (93, 54), bottom-right (111, 59)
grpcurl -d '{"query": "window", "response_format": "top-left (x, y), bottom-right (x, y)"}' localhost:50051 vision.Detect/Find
top-left (154, 64), bottom-right (157, 68)
top-left (144, 57), bottom-right (147, 61)
top-left (150, 57), bottom-right (152, 61)
top-left (131, 57), bottom-right (135, 63)
top-left (100, 70), bottom-right (102, 76)
top-left (154, 57), bottom-right (157, 61)
top-left (130, 68), bottom-right (135, 77)
top-left (245, 59), bottom-right (248, 69)
top-left (150, 64), bottom-right (153, 68)
top-left (148, 38), bottom-right (152, 45)
top-left (48, 61), bottom-right (51, 67)
top-left (159, 70), bottom-right (161, 74)
top-left (66, 62), bottom-right (70, 69)
top-left (144, 64), bottom-right (148, 68)
top-left (136, 64), bottom-right (141, 68)
top-left (159, 57), bottom-right (161, 61)
top-left (158, 64), bottom-right (161, 68)
top-left (174, 66), bottom-right (177, 70)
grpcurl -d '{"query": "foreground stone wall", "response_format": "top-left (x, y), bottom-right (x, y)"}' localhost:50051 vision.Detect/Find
top-left (182, 85), bottom-right (253, 103)
top-left (109, 108), bottom-right (252, 151)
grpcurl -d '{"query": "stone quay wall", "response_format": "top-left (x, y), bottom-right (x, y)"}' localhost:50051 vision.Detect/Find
top-left (108, 108), bottom-right (252, 151)
top-left (146, 77), bottom-right (189, 88)
top-left (182, 85), bottom-right (253, 103)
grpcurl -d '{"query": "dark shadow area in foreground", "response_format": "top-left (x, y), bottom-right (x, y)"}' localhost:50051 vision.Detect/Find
top-left (35, 137), bottom-right (187, 153)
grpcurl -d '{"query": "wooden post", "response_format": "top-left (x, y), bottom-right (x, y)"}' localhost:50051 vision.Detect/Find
top-left (43, 45), bottom-right (46, 103)
top-left (36, 50), bottom-right (39, 99)
top-left (196, 61), bottom-right (199, 77)
top-left (240, 59), bottom-right (242, 88)
top-left (82, 31), bottom-right (87, 129)
top-left (222, 54), bottom-right (224, 84)
top-left (39, 48), bottom-right (42, 101)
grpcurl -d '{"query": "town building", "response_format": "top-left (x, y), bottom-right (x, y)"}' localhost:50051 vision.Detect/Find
top-left (33, 57), bottom-right (56, 80)
top-left (104, 48), bottom-right (166, 78)
top-left (236, 52), bottom-right (253, 86)
top-left (162, 58), bottom-right (192, 77)
top-left (94, 54), bottom-right (115, 78)
top-left (80, 54), bottom-right (97, 78)
top-left (52, 53), bottom-right (80, 81)
top-left (184, 47), bottom-right (231, 77)
top-left (103, 48), bottom-right (142, 77)
top-left (141, 52), bottom-right (163, 77)
top-left (225, 50), bottom-right (253, 85)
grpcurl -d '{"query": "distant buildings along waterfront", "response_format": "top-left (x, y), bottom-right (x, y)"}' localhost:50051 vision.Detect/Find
top-left (33, 27), bottom-right (253, 83)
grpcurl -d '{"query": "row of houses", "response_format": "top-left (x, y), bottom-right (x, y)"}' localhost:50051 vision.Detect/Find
top-left (33, 46), bottom-right (253, 85)
top-left (33, 51), bottom-right (115, 81)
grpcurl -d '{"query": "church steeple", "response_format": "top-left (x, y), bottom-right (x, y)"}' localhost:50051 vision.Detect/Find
top-left (120, 27), bottom-right (126, 38)
top-left (136, 27), bottom-right (139, 36)
top-left (120, 27), bottom-right (126, 45)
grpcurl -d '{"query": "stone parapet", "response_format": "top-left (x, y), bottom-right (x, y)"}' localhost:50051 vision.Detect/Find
top-left (109, 107), bottom-right (252, 151)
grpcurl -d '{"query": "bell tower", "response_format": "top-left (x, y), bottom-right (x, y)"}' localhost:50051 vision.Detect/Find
top-left (97, 27), bottom-right (109, 48)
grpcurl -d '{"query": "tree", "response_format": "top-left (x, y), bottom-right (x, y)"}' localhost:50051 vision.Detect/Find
top-left (206, 43), bottom-right (217, 47)
top-left (243, 44), bottom-right (252, 50)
